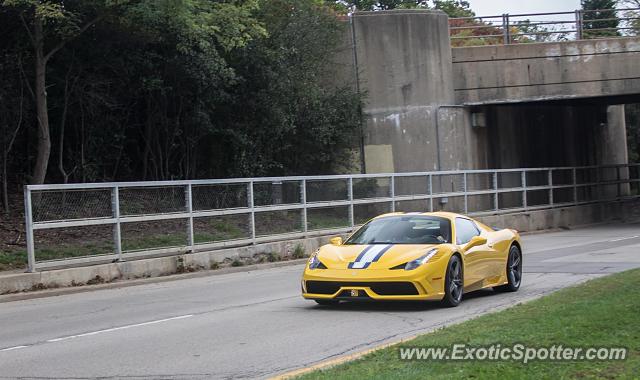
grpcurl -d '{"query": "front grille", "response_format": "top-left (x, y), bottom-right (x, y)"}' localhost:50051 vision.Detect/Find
top-left (305, 281), bottom-right (419, 295)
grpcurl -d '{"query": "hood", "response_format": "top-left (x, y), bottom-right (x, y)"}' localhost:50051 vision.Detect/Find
top-left (317, 243), bottom-right (439, 270)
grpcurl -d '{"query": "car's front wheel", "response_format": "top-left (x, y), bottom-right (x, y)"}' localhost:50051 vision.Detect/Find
top-left (442, 255), bottom-right (464, 307)
top-left (495, 245), bottom-right (522, 292)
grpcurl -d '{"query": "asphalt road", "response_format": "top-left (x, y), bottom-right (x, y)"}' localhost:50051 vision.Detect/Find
top-left (1, 223), bottom-right (640, 379)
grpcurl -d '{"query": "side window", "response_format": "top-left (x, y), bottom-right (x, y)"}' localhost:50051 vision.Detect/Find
top-left (455, 218), bottom-right (480, 245)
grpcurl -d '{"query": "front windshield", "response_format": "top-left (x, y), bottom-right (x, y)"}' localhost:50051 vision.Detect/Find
top-left (345, 216), bottom-right (452, 245)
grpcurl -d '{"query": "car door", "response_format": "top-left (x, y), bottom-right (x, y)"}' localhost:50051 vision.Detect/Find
top-left (455, 218), bottom-right (493, 289)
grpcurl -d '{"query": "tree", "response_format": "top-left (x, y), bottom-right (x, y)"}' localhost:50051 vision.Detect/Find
top-left (433, 0), bottom-right (473, 18)
top-left (219, 0), bottom-right (363, 176)
top-left (0, 0), bottom-right (266, 184)
top-left (582, 0), bottom-right (620, 38)
top-left (0, 1), bottom-right (112, 185)
top-left (620, 0), bottom-right (640, 36)
top-left (0, 0), bottom-right (363, 201)
top-left (328, 0), bottom-right (427, 12)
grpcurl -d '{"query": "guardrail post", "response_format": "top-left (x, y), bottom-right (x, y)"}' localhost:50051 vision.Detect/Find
top-left (390, 175), bottom-right (396, 212)
top-left (502, 14), bottom-right (510, 44)
top-left (548, 169), bottom-right (554, 206)
top-left (428, 174), bottom-right (434, 212)
top-left (575, 9), bottom-right (583, 40)
top-left (463, 172), bottom-right (468, 214)
top-left (248, 181), bottom-right (256, 244)
top-left (493, 172), bottom-right (499, 211)
top-left (185, 184), bottom-right (194, 252)
top-left (348, 177), bottom-right (354, 228)
top-left (521, 171), bottom-right (527, 209)
top-left (24, 186), bottom-right (36, 273)
top-left (301, 179), bottom-right (308, 234)
top-left (112, 186), bottom-right (122, 261)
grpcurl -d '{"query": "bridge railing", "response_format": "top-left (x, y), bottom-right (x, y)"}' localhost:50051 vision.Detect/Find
top-left (23, 164), bottom-right (640, 272)
top-left (449, 8), bottom-right (640, 46)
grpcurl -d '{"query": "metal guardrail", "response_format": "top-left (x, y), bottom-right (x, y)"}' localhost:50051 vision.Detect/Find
top-left (449, 7), bottom-right (640, 45)
top-left (24, 164), bottom-right (640, 272)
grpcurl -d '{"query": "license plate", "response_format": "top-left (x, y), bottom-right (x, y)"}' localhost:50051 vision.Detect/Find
top-left (350, 289), bottom-right (359, 297)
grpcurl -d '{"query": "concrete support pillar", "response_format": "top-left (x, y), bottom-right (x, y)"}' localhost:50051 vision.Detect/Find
top-left (599, 105), bottom-right (630, 196)
top-left (599, 105), bottom-right (629, 166)
top-left (350, 10), bottom-right (486, 175)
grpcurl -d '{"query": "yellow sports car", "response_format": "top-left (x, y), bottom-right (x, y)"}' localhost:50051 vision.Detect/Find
top-left (302, 212), bottom-right (522, 307)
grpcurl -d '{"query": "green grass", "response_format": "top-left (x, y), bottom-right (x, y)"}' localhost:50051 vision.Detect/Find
top-left (0, 249), bottom-right (27, 270)
top-left (0, 220), bottom-right (248, 271)
top-left (121, 235), bottom-right (186, 251)
top-left (299, 269), bottom-right (640, 380)
top-left (307, 214), bottom-right (349, 230)
top-left (194, 220), bottom-right (246, 243)
top-left (1, 242), bottom-right (113, 270)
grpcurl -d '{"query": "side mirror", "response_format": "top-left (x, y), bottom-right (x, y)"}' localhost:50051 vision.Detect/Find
top-left (330, 237), bottom-right (343, 246)
top-left (464, 235), bottom-right (487, 251)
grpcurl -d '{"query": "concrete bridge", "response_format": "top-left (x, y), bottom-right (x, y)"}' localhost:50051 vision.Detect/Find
top-left (344, 10), bottom-right (640, 173)
top-left (453, 38), bottom-right (640, 104)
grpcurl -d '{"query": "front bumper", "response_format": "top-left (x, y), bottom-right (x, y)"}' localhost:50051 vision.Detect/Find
top-left (301, 266), bottom-right (447, 301)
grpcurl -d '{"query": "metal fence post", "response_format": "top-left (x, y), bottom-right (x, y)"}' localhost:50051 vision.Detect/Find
top-left (521, 170), bottom-right (528, 209)
top-left (185, 184), bottom-right (194, 252)
top-left (575, 9), bottom-right (583, 40)
top-left (348, 177), bottom-right (354, 228)
top-left (24, 186), bottom-right (36, 273)
top-left (428, 174), bottom-right (434, 212)
top-left (502, 14), bottom-right (511, 44)
top-left (572, 168), bottom-right (578, 204)
top-left (548, 169), bottom-right (554, 206)
top-left (493, 172), bottom-right (499, 211)
top-left (112, 186), bottom-right (122, 261)
top-left (248, 181), bottom-right (256, 244)
top-left (301, 179), bottom-right (308, 234)
top-left (463, 172), bottom-right (468, 214)
top-left (595, 166), bottom-right (601, 201)
top-left (390, 175), bottom-right (396, 212)
top-left (616, 166), bottom-right (621, 199)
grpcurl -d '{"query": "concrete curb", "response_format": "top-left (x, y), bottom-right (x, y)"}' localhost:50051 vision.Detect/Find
top-left (0, 258), bottom-right (308, 303)
top-left (0, 234), bottom-right (336, 296)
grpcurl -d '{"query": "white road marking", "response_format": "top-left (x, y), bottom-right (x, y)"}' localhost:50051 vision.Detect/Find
top-left (609, 235), bottom-right (639, 242)
top-left (46, 314), bottom-right (194, 343)
top-left (0, 346), bottom-right (29, 352)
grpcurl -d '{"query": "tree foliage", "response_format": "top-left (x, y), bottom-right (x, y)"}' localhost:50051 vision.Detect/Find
top-left (0, 0), bottom-right (363, 211)
top-left (582, 0), bottom-right (620, 37)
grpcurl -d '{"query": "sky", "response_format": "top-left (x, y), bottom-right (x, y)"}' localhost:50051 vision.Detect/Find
top-left (467, 0), bottom-right (582, 18)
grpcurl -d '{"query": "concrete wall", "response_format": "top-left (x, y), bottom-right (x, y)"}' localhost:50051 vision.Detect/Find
top-left (351, 10), bottom-right (487, 173)
top-left (453, 38), bottom-right (640, 104)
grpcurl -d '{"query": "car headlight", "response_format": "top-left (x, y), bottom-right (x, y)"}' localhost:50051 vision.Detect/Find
top-left (404, 248), bottom-right (439, 271)
top-left (308, 250), bottom-right (326, 269)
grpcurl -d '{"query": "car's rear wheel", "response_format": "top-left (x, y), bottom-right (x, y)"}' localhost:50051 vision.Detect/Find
top-left (314, 299), bottom-right (339, 306)
top-left (495, 245), bottom-right (522, 292)
top-left (441, 255), bottom-right (463, 307)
